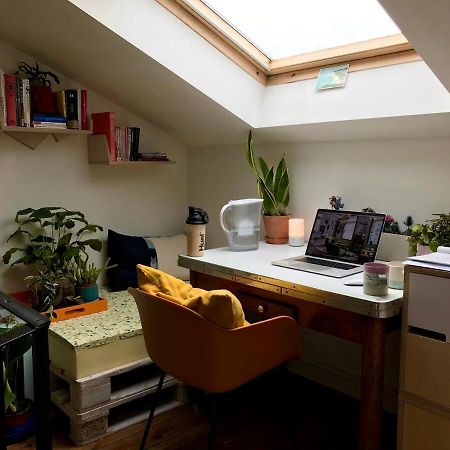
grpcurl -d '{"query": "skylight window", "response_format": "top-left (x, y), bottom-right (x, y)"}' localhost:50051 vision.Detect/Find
top-left (202, 0), bottom-right (401, 59)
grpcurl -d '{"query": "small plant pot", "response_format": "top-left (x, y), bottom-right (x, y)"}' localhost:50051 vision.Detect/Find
top-left (416, 244), bottom-right (432, 256)
top-left (6, 398), bottom-right (35, 444)
top-left (76, 283), bottom-right (100, 303)
top-left (263, 215), bottom-right (289, 244)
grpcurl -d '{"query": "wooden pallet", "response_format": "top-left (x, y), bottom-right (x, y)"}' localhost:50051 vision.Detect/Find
top-left (50, 357), bottom-right (185, 445)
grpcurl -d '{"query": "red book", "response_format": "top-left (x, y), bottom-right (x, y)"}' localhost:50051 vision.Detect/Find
top-left (80, 89), bottom-right (88, 130)
top-left (4, 74), bottom-right (17, 126)
top-left (92, 112), bottom-right (116, 161)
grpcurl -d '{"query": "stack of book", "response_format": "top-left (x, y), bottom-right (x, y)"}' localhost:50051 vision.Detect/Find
top-left (0, 70), bottom-right (31, 127)
top-left (0, 67), bottom-right (89, 130)
top-left (92, 112), bottom-right (141, 161)
top-left (138, 152), bottom-right (169, 161)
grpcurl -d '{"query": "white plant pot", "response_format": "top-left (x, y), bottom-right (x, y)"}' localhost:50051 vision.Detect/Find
top-left (376, 233), bottom-right (409, 262)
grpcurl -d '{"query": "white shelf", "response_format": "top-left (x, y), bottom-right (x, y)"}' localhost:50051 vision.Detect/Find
top-left (1, 125), bottom-right (92, 150)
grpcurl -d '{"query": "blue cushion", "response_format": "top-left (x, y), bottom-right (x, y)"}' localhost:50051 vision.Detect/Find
top-left (107, 229), bottom-right (158, 292)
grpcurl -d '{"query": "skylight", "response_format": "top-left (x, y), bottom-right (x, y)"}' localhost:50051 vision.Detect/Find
top-left (202, 0), bottom-right (401, 60)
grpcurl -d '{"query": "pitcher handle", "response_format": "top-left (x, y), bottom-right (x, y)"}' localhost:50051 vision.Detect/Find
top-left (220, 203), bottom-right (232, 232)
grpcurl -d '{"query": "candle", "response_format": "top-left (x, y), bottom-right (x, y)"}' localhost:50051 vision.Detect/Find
top-left (289, 218), bottom-right (305, 246)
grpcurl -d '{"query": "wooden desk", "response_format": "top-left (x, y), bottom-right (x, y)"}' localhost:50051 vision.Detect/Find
top-left (179, 243), bottom-right (403, 450)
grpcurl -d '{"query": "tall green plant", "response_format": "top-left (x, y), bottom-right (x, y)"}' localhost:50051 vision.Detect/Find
top-left (245, 130), bottom-right (289, 216)
top-left (3, 206), bottom-right (103, 271)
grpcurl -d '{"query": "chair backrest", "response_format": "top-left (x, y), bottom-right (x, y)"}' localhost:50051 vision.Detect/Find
top-left (129, 287), bottom-right (301, 393)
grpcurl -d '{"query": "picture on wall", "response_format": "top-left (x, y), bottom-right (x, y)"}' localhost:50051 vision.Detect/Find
top-left (316, 64), bottom-right (349, 90)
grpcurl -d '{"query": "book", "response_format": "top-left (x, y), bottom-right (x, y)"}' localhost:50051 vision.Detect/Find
top-left (54, 90), bottom-right (66, 118)
top-left (22, 79), bottom-right (31, 127)
top-left (32, 121), bottom-right (67, 129)
top-left (408, 246), bottom-right (450, 268)
top-left (32, 114), bottom-right (66, 123)
top-left (65, 89), bottom-right (79, 129)
top-left (4, 73), bottom-right (17, 126)
top-left (92, 112), bottom-right (116, 161)
top-left (131, 127), bottom-right (140, 161)
top-left (0, 67), bottom-right (7, 127)
top-left (16, 76), bottom-right (23, 126)
top-left (80, 89), bottom-right (88, 130)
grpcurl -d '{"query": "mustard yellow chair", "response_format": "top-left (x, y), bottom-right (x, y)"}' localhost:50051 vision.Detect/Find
top-left (128, 287), bottom-right (300, 450)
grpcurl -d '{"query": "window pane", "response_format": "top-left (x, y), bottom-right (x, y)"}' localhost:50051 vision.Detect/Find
top-left (203, 0), bottom-right (401, 59)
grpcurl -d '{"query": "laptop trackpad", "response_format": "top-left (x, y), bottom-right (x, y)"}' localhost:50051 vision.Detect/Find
top-left (291, 262), bottom-right (329, 272)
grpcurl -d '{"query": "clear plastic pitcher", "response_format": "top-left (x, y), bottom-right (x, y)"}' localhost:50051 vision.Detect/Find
top-left (220, 199), bottom-right (263, 251)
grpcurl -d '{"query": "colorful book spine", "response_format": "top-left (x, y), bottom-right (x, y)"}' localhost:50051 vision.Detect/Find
top-left (54, 90), bottom-right (66, 118)
top-left (16, 77), bottom-right (23, 126)
top-left (22, 79), bottom-right (31, 127)
top-left (32, 114), bottom-right (66, 123)
top-left (65, 89), bottom-right (79, 129)
top-left (92, 111), bottom-right (116, 161)
top-left (32, 121), bottom-right (67, 129)
top-left (80, 89), bottom-right (88, 130)
top-left (4, 73), bottom-right (17, 126)
top-left (0, 67), bottom-right (6, 127)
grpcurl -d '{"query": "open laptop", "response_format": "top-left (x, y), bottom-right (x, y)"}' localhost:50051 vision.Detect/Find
top-left (272, 209), bottom-right (385, 278)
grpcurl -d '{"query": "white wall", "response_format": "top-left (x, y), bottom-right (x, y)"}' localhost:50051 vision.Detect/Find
top-left (0, 40), bottom-right (189, 293)
top-left (260, 61), bottom-right (450, 128)
top-left (188, 135), bottom-right (450, 407)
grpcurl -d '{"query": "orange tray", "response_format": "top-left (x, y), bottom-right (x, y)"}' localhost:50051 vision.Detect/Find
top-left (9, 291), bottom-right (108, 323)
top-left (50, 298), bottom-right (108, 323)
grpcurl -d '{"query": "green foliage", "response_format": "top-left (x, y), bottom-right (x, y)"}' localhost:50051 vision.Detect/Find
top-left (407, 213), bottom-right (450, 254)
top-left (73, 257), bottom-right (116, 286)
top-left (3, 207), bottom-right (103, 272)
top-left (245, 130), bottom-right (290, 216)
top-left (0, 315), bottom-right (32, 413)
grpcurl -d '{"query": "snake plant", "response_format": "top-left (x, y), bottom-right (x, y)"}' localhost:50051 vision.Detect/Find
top-left (245, 130), bottom-right (289, 216)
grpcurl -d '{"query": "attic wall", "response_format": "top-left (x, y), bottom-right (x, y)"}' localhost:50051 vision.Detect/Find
top-left (0, 39), bottom-right (189, 293)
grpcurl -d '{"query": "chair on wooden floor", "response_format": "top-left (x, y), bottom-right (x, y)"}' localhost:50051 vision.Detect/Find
top-left (128, 287), bottom-right (301, 450)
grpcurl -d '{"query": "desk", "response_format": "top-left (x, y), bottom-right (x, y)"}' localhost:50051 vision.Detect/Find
top-left (178, 243), bottom-right (403, 450)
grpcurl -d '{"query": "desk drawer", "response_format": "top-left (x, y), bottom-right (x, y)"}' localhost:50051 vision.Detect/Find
top-left (404, 332), bottom-right (450, 408)
top-left (237, 292), bottom-right (296, 323)
top-left (402, 402), bottom-right (450, 450)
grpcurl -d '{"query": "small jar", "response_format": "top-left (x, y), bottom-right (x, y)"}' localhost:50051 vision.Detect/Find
top-left (363, 262), bottom-right (389, 296)
top-left (388, 261), bottom-right (404, 290)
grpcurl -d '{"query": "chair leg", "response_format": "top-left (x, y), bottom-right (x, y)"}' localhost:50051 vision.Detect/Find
top-left (139, 370), bottom-right (166, 450)
top-left (208, 394), bottom-right (218, 450)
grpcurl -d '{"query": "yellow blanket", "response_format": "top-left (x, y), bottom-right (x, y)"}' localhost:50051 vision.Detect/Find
top-left (136, 264), bottom-right (247, 329)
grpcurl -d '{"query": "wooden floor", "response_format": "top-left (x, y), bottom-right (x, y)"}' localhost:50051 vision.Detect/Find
top-left (9, 373), bottom-right (397, 450)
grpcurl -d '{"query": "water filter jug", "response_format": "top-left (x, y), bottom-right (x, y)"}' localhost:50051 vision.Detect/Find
top-left (220, 199), bottom-right (263, 251)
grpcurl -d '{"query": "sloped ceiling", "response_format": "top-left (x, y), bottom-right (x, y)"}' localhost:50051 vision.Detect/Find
top-left (0, 0), bottom-right (251, 147)
top-left (379, 0), bottom-right (450, 93)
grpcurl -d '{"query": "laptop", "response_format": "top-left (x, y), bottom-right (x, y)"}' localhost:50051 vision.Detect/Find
top-left (272, 209), bottom-right (385, 278)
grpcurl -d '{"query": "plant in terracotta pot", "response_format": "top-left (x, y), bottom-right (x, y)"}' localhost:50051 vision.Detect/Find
top-left (73, 257), bottom-right (116, 303)
top-left (245, 130), bottom-right (290, 244)
top-left (3, 206), bottom-right (103, 313)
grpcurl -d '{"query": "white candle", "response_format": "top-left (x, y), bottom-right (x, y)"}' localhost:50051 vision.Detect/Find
top-left (289, 218), bottom-right (305, 247)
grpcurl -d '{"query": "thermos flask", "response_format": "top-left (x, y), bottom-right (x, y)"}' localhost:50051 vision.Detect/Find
top-left (186, 207), bottom-right (209, 257)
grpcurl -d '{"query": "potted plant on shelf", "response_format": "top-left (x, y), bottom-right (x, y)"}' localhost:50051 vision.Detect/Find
top-left (2, 206), bottom-right (103, 314)
top-left (1, 313), bottom-right (34, 444)
top-left (73, 258), bottom-right (116, 303)
top-left (245, 130), bottom-right (290, 244)
top-left (408, 213), bottom-right (450, 256)
top-left (16, 61), bottom-right (60, 115)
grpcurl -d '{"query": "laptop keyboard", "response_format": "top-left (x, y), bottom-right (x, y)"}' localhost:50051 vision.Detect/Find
top-left (304, 257), bottom-right (356, 271)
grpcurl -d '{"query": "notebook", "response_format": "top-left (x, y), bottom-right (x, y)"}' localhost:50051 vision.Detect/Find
top-left (272, 209), bottom-right (385, 278)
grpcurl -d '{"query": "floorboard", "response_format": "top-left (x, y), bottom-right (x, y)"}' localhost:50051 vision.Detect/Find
top-left (8, 373), bottom-right (397, 450)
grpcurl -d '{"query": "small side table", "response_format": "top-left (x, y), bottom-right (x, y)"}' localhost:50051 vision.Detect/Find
top-left (0, 291), bottom-right (52, 450)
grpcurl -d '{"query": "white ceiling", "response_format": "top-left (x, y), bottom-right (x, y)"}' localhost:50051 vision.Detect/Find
top-left (0, 0), bottom-right (449, 147)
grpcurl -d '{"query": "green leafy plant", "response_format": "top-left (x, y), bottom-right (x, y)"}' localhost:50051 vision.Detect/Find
top-left (3, 207), bottom-right (103, 272)
top-left (245, 130), bottom-right (289, 216)
top-left (16, 61), bottom-right (60, 86)
top-left (0, 314), bottom-right (32, 414)
top-left (407, 213), bottom-right (450, 254)
top-left (73, 258), bottom-right (116, 287)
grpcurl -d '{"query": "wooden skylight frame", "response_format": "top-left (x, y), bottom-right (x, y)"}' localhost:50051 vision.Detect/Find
top-left (156, 0), bottom-right (421, 85)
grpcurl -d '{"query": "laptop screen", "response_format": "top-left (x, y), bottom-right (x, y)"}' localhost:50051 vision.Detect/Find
top-left (306, 209), bottom-right (385, 264)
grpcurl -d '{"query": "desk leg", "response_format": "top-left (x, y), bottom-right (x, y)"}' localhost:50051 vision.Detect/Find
top-left (359, 318), bottom-right (386, 450)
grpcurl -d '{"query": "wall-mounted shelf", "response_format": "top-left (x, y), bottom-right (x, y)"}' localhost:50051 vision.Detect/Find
top-left (0, 125), bottom-right (92, 150)
top-left (88, 134), bottom-right (175, 165)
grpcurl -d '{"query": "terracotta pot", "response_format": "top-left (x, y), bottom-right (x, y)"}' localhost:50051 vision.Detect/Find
top-left (416, 244), bottom-right (432, 256)
top-left (263, 215), bottom-right (289, 244)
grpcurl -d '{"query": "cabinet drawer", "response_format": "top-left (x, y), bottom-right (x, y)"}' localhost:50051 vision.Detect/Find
top-left (402, 402), bottom-right (450, 450)
top-left (237, 292), bottom-right (296, 323)
top-left (404, 332), bottom-right (450, 408)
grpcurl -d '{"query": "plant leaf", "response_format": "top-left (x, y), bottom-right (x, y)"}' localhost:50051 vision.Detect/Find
top-left (81, 239), bottom-right (103, 252)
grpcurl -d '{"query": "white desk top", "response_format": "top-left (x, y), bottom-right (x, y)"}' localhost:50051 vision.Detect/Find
top-left (179, 243), bottom-right (403, 318)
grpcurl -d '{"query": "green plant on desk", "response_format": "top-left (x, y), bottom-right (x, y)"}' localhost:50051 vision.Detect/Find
top-left (407, 213), bottom-right (450, 254)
